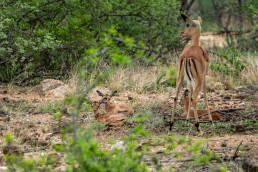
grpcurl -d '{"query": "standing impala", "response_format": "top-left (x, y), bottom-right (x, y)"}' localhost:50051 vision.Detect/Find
top-left (170, 14), bottom-right (213, 133)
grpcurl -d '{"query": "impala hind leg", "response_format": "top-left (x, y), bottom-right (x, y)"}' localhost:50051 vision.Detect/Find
top-left (170, 78), bottom-right (183, 131)
top-left (192, 83), bottom-right (202, 132)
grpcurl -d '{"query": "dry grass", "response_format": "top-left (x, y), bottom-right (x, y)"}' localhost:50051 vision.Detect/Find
top-left (70, 52), bottom-right (257, 93)
top-left (239, 55), bottom-right (258, 85)
top-left (206, 52), bottom-right (258, 89)
top-left (106, 53), bottom-right (257, 93)
top-left (107, 65), bottom-right (169, 92)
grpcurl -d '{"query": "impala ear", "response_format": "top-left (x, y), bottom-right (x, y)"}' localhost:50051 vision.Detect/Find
top-left (96, 90), bottom-right (104, 97)
top-left (111, 90), bottom-right (118, 97)
top-left (181, 14), bottom-right (193, 23)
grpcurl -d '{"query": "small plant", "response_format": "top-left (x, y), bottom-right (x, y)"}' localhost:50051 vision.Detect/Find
top-left (239, 142), bottom-right (249, 151)
top-left (210, 47), bottom-right (246, 76)
top-left (0, 65), bottom-right (19, 83)
top-left (40, 101), bottom-right (63, 113)
top-left (127, 105), bottom-right (164, 130)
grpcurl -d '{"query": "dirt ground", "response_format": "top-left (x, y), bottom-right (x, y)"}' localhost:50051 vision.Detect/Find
top-left (0, 83), bottom-right (257, 171)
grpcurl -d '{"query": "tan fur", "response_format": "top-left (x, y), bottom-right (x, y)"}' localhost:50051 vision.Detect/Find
top-left (97, 90), bottom-right (134, 117)
top-left (170, 14), bottom-right (213, 132)
top-left (180, 90), bottom-right (221, 121)
top-left (105, 100), bottom-right (134, 116)
top-left (91, 101), bottom-right (128, 126)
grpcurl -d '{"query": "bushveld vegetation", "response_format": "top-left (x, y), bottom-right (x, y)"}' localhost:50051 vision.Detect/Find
top-left (0, 0), bottom-right (257, 171)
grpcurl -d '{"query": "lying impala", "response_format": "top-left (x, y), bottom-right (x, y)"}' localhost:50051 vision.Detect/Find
top-left (96, 90), bottom-right (134, 116)
top-left (180, 89), bottom-right (221, 121)
top-left (170, 14), bottom-right (213, 133)
top-left (91, 100), bottom-right (128, 126)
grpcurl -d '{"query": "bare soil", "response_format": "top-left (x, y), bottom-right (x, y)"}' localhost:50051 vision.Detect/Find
top-left (0, 83), bottom-right (257, 171)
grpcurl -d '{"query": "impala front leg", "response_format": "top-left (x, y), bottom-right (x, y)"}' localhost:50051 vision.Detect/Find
top-left (170, 59), bottom-right (185, 131)
top-left (170, 85), bottom-right (182, 130)
top-left (170, 79), bottom-right (184, 130)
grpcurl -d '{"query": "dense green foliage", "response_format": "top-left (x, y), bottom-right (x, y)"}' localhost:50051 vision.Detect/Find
top-left (0, 0), bottom-right (257, 83)
top-left (0, 0), bottom-right (181, 83)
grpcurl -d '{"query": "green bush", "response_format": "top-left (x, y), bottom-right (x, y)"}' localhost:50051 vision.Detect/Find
top-left (210, 48), bottom-right (246, 76)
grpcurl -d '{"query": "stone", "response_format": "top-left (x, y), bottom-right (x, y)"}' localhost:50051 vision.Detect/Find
top-left (30, 79), bottom-right (72, 98)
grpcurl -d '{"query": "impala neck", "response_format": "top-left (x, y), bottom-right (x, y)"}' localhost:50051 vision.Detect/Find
top-left (191, 32), bottom-right (200, 46)
top-left (93, 109), bottom-right (99, 115)
top-left (106, 102), bottom-right (115, 111)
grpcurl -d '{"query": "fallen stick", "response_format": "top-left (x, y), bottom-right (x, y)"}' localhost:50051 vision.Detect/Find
top-left (232, 140), bottom-right (243, 160)
top-left (174, 108), bottom-right (245, 120)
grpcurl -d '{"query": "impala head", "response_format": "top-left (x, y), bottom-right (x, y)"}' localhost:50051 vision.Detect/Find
top-left (91, 101), bottom-right (101, 112)
top-left (96, 90), bottom-right (118, 104)
top-left (180, 14), bottom-right (202, 39)
top-left (179, 89), bottom-right (189, 106)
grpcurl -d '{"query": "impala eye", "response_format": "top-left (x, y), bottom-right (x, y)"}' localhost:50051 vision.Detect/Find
top-left (186, 24), bottom-right (190, 27)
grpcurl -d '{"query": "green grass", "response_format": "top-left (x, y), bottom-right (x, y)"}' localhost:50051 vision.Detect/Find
top-left (39, 101), bottom-right (63, 113)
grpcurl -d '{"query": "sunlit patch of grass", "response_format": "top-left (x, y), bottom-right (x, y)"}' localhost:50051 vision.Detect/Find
top-left (239, 54), bottom-right (258, 85)
top-left (39, 101), bottom-right (63, 113)
top-left (107, 65), bottom-right (169, 92)
top-left (208, 51), bottom-right (258, 88)
top-left (0, 99), bottom-right (32, 116)
top-left (127, 103), bottom-right (165, 130)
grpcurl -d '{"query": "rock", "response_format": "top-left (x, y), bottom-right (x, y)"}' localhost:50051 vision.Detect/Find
top-left (40, 79), bottom-right (64, 92)
top-left (30, 79), bottom-right (72, 98)
top-left (47, 84), bottom-right (71, 98)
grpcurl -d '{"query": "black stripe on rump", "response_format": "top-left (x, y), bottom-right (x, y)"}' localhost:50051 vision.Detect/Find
top-left (188, 59), bottom-right (193, 79)
top-left (191, 59), bottom-right (198, 77)
top-left (185, 59), bottom-right (191, 82)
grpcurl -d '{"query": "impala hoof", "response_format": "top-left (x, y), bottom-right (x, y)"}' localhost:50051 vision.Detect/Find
top-left (195, 122), bottom-right (201, 132)
top-left (169, 122), bottom-right (174, 131)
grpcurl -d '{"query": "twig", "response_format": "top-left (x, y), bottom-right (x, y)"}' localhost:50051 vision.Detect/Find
top-left (218, 108), bottom-right (245, 112)
top-left (232, 140), bottom-right (243, 160)
top-left (173, 108), bottom-right (244, 121)
top-left (175, 158), bottom-right (195, 162)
